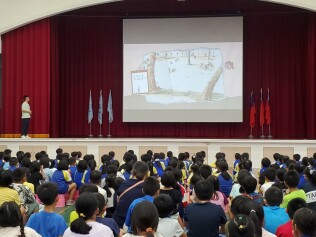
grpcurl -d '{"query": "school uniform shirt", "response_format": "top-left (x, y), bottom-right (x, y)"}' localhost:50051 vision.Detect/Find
top-left (263, 206), bottom-right (290, 234)
top-left (69, 166), bottom-right (77, 180)
top-left (26, 211), bottom-right (67, 237)
top-left (218, 173), bottom-right (233, 198)
top-left (276, 220), bottom-right (293, 237)
top-left (73, 170), bottom-right (89, 190)
top-left (160, 189), bottom-right (182, 215)
top-left (157, 217), bottom-right (184, 237)
top-left (185, 202), bottom-right (226, 237)
top-left (64, 221), bottom-right (114, 237)
top-left (297, 174), bottom-right (306, 189)
top-left (261, 182), bottom-right (275, 197)
top-left (43, 168), bottom-right (55, 182)
top-left (302, 180), bottom-right (316, 211)
top-left (280, 189), bottom-right (306, 208)
top-left (51, 170), bottom-right (72, 194)
top-left (0, 187), bottom-right (21, 206)
top-left (229, 183), bottom-right (241, 199)
top-left (96, 217), bottom-right (120, 237)
top-left (123, 233), bottom-right (163, 237)
top-left (0, 226), bottom-right (42, 237)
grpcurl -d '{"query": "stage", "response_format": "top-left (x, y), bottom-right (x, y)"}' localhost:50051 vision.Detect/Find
top-left (1, 138), bottom-right (316, 170)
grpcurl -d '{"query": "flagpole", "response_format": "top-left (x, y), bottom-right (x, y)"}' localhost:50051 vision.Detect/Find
top-left (99, 124), bottom-right (103, 137)
top-left (107, 121), bottom-right (111, 137)
top-left (89, 123), bottom-right (93, 137)
top-left (260, 125), bottom-right (265, 138)
top-left (249, 127), bottom-right (254, 139)
top-left (268, 124), bottom-right (273, 139)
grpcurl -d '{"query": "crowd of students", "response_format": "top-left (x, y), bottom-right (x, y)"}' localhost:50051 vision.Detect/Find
top-left (0, 148), bottom-right (315, 237)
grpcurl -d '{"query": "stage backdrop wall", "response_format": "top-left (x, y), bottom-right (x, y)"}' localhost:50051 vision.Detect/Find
top-left (1, 3), bottom-right (316, 139)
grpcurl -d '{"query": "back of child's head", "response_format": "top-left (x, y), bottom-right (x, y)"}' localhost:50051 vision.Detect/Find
top-left (153, 194), bottom-right (174, 218)
top-left (240, 175), bottom-right (257, 194)
top-left (261, 157), bottom-right (271, 168)
top-left (304, 166), bottom-right (316, 185)
top-left (37, 182), bottom-right (58, 205)
top-left (230, 196), bottom-right (253, 216)
top-left (276, 168), bottom-right (286, 182)
top-left (68, 157), bottom-right (76, 166)
top-left (241, 152), bottom-right (249, 160)
top-left (273, 153), bottom-right (280, 162)
top-left (87, 159), bottom-right (96, 171)
top-left (147, 150), bottom-right (153, 157)
top-left (94, 192), bottom-right (107, 214)
top-left (106, 165), bottom-right (118, 175)
top-left (12, 168), bottom-right (26, 183)
top-left (57, 159), bottom-right (68, 171)
top-left (106, 175), bottom-right (124, 191)
top-left (284, 170), bottom-right (300, 188)
top-left (56, 148), bottom-right (63, 154)
top-left (194, 179), bottom-right (214, 201)
top-left (71, 192), bottom-right (98, 234)
top-left (168, 158), bottom-right (178, 168)
top-left (101, 154), bottom-right (111, 165)
top-left (143, 177), bottom-right (160, 196)
top-left (131, 201), bottom-right (159, 237)
top-left (39, 156), bottom-right (50, 169)
top-left (77, 160), bottom-right (88, 172)
top-left (218, 161), bottom-right (231, 180)
top-left (62, 152), bottom-right (70, 160)
top-left (198, 164), bottom-right (212, 179)
top-left (123, 152), bottom-right (134, 163)
top-left (264, 186), bottom-right (283, 206)
top-left (159, 152), bottom-right (165, 160)
top-left (227, 214), bottom-right (255, 237)
top-left (141, 153), bottom-right (152, 163)
top-left (79, 183), bottom-right (98, 195)
top-left (125, 161), bottom-right (133, 173)
top-left (293, 154), bottom-right (301, 162)
top-left (171, 168), bottom-right (182, 182)
top-left (294, 163), bottom-right (305, 174)
top-left (190, 174), bottom-right (203, 187)
top-left (237, 169), bottom-right (251, 184)
top-left (0, 170), bottom-right (13, 187)
top-left (89, 170), bottom-right (101, 184)
top-left (167, 151), bottom-right (173, 158)
top-left (161, 171), bottom-right (176, 188)
top-left (178, 153), bottom-right (185, 161)
top-left (132, 161), bottom-right (149, 181)
top-left (0, 201), bottom-right (23, 228)
top-left (240, 159), bottom-right (252, 171)
top-left (9, 157), bottom-right (18, 167)
top-left (207, 175), bottom-right (220, 191)
top-left (235, 153), bottom-right (241, 161)
top-left (287, 198), bottom-right (307, 219)
top-left (264, 167), bottom-right (276, 182)
top-left (108, 151), bottom-right (115, 158)
top-left (293, 208), bottom-right (316, 237)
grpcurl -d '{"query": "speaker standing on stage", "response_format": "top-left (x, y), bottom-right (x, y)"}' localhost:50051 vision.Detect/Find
top-left (21, 95), bottom-right (31, 139)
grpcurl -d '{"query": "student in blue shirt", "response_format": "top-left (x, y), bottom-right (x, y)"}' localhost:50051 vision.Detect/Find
top-left (68, 156), bottom-right (77, 180)
top-left (8, 157), bottom-right (19, 172)
top-left (26, 182), bottom-right (68, 237)
top-left (73, 160), bottom-right (90, 190)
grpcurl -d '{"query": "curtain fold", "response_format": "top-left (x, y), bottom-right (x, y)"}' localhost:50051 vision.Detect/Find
top-left (1, 19), bottom-right (51, 137)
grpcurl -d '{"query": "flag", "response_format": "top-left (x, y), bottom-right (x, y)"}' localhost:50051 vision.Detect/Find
top-left (107, 90), bottom-right (113, 123)
top-left (88, 90), bottom-right (93, 124)
top-left (250, 91), bottom-right (256, 128)
top-left (98, 90), bottom-right (103, 125)
top-left (260, 88), bottom-right (265, 126)
top-left (265, 88), bottom-right (271, 125)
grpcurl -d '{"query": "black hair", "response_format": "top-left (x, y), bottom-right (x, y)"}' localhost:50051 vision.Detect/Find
top-left (112, 160), bottom-right (120, 168)
top-left (264, 167), bottom-right (276, 182)
top-left (89, 170), bottom-right (102, 184)
top-left (106, 176), bottom-right (124, 192)
top-left (141, 153), bottom-right (152, 162)
top-left (194, 179), bottom-right (214, 201)
top-left (207, 175), bottom-right (219, 191)
top-left (215, 152), bottom-right (225, 160)
top-left (294, 163), bottom-right (305, 174)
top-left (108, 151), bottom-right (115, 158)
top-left (153, 194), bottom-right (174, 218)
top-left (77, 160), bottom-right (88, 172)
top-left (190, 174), bottom-right (203, 187)
top-left (94, 192), bottom-right (107, 214)
top-left (241, 176), bottom-right (257, 194)
top-left (293, 208), bottom-right (316, 236)
top-left (276, 168), bottom-right (286, 182)
top-left (198, 164), bottom-right (212, 179)
top-left (147, 150), bottom-right (153, 157)
top-left (56, 148), bottom-right (63, 154)
top-left (106, 165), bottom-right (118, 175)
top-left (240, 159), bottom-right (252, 171)
top-left (49, 159), bottom-right (56, 169)
top-left (241, 153), bottom-right (249, 160)
top-left (37, 182), bottom-right (58, 205)
top-left (287, 198), bottom-right (307, 219)
top-left (123, 152), bottom-right (134, 163)
top-left (132, 161), bottom-right (149, 181)
top-left (261, 157), bottom-right (271, 168)
top-left (9, 157), bottom-right (18, 167)
top-left (62, 153), bottom-right (70, 159)
top-left (71, 193), bottom-right (98, 234)
top-left (167, 151), bottom-right (173, 158)
top-left (237, 169), bottom-right (250, 184)
top-left (57, 159), bottom-right (69, 171)
top-left (4, 149), bottom-right (12, 155)
top-left (235, 153), bottom-right (241, 161)
top-left (124, 161), bottom-right (133, 173)
top-left (273, 153), bottom-right (280, 162)
top-left (301, 157), bottom-right (310, 167)
top-left (16, 151), bottom-right (25, 164)
top-left (88, 159), bottom-right (97, 171)
top-left (0, 170), bottom-right (13, 187)
top-left (284, 170), bottom-right (300, 188)
top-left (168, 158), bottom-right (178, 168)
top-left (68, 157), bottom-right (77, 166)
top-left (227, 214), bottom-right (255, 237)
top-left (293, 154), bottom-right (301, 162)
top-left (172, 168), bottom-right (182, 182)
top-left (264, 186), bottom-right (283, 206)
top-left (304, 167), bottom-right (316, 185)
top-left (12, 168), bottom-right (26, 183)
top-left (161, 171), bottom-right (176, 188)
top-left (78, 184), bottom-right (98, 195)
top-left (218, 161), bottom-right (231, 180)
top-left (0, 202), bottom-right (25, 237)
top-left (101, 154), bottom-right (112, 166)
top-left (131, 201), bottom-right (159, 237)
top-left (143, 177), bottom-right (160, 196)
top-left (40, 156), bottom-right (50, 169)
top-left (178, 153), bottom-right (185, 161)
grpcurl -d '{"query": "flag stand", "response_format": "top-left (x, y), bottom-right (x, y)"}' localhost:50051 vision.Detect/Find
top-left (107, 122), bottom-right (112, 137)
top-left (248, 127), bottom-right (254, 139)
top-left (260, 125), bottom-right (265, 138)
top-left (89, 123), bottom-right (93, 137)
top-left (267, 125), bottom-right (273, 139)
top-left (98, 124), bottom-right (103, 137)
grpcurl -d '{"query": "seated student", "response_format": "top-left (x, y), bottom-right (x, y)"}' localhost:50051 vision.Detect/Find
top-left (198, 164), bottom-right (212, 179)
top-left (229, 169), bottom-right (250, 200)
top-left (227, 214), bottom-right (256, 237)
top-left (154, 194), bottom-right (186, 237)
top-left (40, 156), bottom-right (55, 183)
top-left (260, 167), bottom-right (276, 197)
top-left (90, 170), bottom-right (107, 200)
top-left (64, 192), bottom-right (114, 237)
top-left (263, 187), bottom-right (290, 234)
top-left (122, 161), bottom-right (133, 181)
top-left (153, 154), bottom-right (165, 178)
top-left (51, 159), bottom-right (77, 206)
top-left (8, 157), bottom-right (19, 172)
top-left (293, 154), bottom-right (301, 165)
top-left (106, 175), bottom-right (125, 217)
top-left (295, 164), bottom-right (306, 189)
top-left (124, 177), bottom-right (160, 232)
top-left (292, 207), bottom-right (316, 237)
top-left (260, 157), bottom-right (271, 175)
top-left (184, 179), bottom-right (226, 237)
top-left (273, 168), bottom-right (287, 196)
top-left (113, 161), bottom-right (148, 228)
top-left (73, 160), bottom-right (89, 190)
top-left (28, 161), bottom-right (45, 194)
top-left (207, 175), bottom-right (228, 213)
top-left (0, 201), bottom-right (41, 237)
top-left (12, 168), bottom-right (39, 217)
top-left (276, 198), bottom-right (307, 237)
top-left (217, 161), bottom-right (233, 198)
top-left (302, 166), bottom-right (316, 211)
top-left (160, 171), bottom-right (182, 217)
top-left (2, 153), bottom-right (11, 170)
top-left (141, 153), bottom-right (158, 178)
top-left (68, 156), bottom-right (77, 181)
top-left (241, 175), bottom-right (264, 205)
top-left (123, 201), bottom-right (162, 237)
top-left (27, 182), bottom-right (68, 237)
top-left (280, 170), bottom-right (306, 208)
top-left (94, 193), bottom-right (120, 237)
top-left (233, 153), bottom-right (241, 178)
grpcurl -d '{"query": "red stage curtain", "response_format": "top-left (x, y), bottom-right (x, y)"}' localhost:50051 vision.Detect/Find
top-left (50, 12), bottom-right (316, 138)
top-left (1, 19), bottom-right (51, 137)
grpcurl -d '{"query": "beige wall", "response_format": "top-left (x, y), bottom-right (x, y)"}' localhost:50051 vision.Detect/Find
top-left (99, 146), bottom-right (127, 163)
top-left (19, 145), bottom-right (47, 160)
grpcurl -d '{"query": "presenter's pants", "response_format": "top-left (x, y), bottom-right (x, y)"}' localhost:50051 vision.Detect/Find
top-left (22, 118), bottom-right (30, 136)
